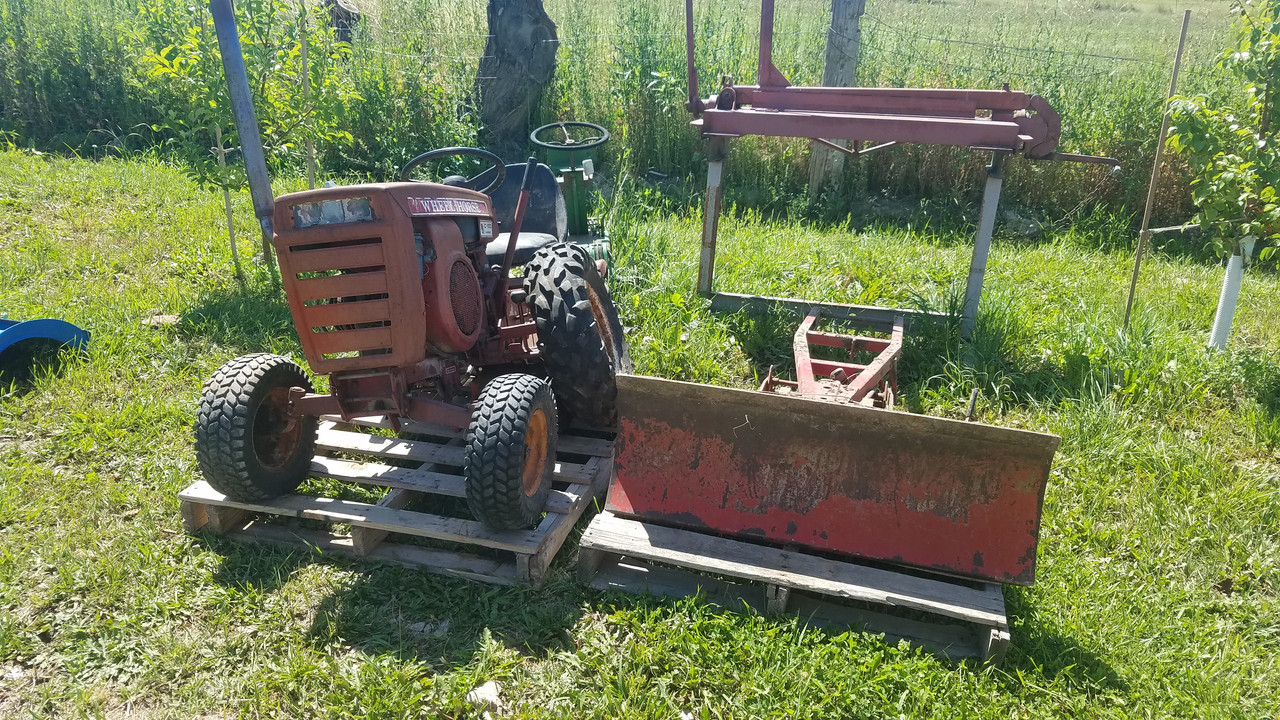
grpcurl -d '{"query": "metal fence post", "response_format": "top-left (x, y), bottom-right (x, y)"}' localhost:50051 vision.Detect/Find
top-left (209, 0), bottom-right (277, 274)
top-left (961, 151), bottom-right (1006, 340)
top-left (698, 136), bottom-right (730, 297)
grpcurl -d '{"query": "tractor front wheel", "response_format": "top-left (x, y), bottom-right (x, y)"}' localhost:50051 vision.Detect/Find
top-left (195, 353), bottom-right (318, 502)
top-left (524, 243), bottom-right (631, 429)
top-left (464, 373), bottom-right (558, 530)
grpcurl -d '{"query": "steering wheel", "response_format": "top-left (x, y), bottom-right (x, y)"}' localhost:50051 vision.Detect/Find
top-left (399, 147), bottom-right (506, 195)
top-left (530, 122), bottom-right (610, 152)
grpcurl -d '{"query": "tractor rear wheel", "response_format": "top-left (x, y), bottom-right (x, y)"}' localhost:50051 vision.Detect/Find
top-left (524, 243), bottom-right (631, 429)
top-left (464, 373), bottom-right (558, 530)
top-left (195, 354), bottom-right (317, 502)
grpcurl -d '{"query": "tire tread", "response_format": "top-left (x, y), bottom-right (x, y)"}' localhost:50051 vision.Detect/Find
top-left (523, 243), bottom-right (630, 428)
top-left (194, 353), bottom-right (316, 501)
top-left (464, 373), bottom-right (558, 530)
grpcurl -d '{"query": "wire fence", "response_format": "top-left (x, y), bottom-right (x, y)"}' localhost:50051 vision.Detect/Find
top-left (350, 9), bottom-right (1211, 92)
top-left (216, 4), bottom-right (1225, 218)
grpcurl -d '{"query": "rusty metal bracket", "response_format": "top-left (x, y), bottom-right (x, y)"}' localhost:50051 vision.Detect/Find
top-left (1042, 151), bottom-right (1122, 169)
top-left (761, 308), bottom-right (903, 408)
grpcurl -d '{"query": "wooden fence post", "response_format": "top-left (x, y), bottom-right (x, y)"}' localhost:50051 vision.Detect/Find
top-left (808, 0), bottom-right (866, 197)
top-left (300, 0), bottom-right (316, 190)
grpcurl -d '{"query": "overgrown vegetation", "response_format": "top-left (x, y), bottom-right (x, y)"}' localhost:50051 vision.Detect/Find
top-left (1, 146), bottom-right (1278, 717)
top-left (1170, 0), bottom-right (1280, 260)
top-left (1, 0), bottom-right (1278, 717)
top-left (0, 0), bottom-right (1239, 224)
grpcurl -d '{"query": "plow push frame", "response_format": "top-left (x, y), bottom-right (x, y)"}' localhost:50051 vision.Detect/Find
top-left (684, 0), bottom-right (1118, 339)
top-left (576, 0), bottom-right (1119, 661)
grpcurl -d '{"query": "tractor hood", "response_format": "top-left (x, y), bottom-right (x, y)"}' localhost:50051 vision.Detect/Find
top-left (274, 183), bottom-right (493, 233)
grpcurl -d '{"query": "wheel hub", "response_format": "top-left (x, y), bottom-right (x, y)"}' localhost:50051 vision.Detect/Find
top-left (522, 408), bottom-right (550, 496)
top-left (253, 386), bottom-right (304, 471)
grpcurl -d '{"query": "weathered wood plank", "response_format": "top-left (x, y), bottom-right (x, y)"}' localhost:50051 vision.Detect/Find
top-left (322, 416), bottom-right (615, 458)
top-left (346, 431), bottom-right (467, 555)
top-left (351, 486), bottom-right (418, 556)
top-left (707, 291), bottom-right (943, 334)
top-left (517, 470), bottom-right (604, 583)
top-left (308, 456), bottom-right (582, 514)
top-left (179, 481), bottom-right (542, 554)
top-left (315, 426), bottom-right (596, 481)
top-left (983, 628), bottom-right (1011, 665)
top-left (587, 554), bottom-right (989, 660)
top-left (228, 522), bottom-right (519, 586)
top-left (204, 504), bottom-right (250, 533)
top-left (316, 426), bottom-right (465, 465)
top-left (587, 457), bottom-right (613, 498)
top-left (179, 501), bottom-right (208, 533)
top-left (578, 546), bottom-right (615, 584)
top-left (579, 512), bottom-right (1007, 628)
top-left (765, 584), bottom-right (791, 614)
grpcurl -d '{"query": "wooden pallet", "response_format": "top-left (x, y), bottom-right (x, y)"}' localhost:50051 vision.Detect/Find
top-left (180, 416), bottom-right (613, 586)
top-left (578, 512), bottom-right (1012, 663)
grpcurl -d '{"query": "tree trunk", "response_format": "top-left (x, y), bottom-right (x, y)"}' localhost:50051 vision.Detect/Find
top-left (807, 0), bottom-right (866, 197)
top-left (476, 0), bottom-right (558, 162)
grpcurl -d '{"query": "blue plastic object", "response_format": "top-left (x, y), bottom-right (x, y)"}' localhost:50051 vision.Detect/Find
top-left (0, 318), bottom-right (91, 358)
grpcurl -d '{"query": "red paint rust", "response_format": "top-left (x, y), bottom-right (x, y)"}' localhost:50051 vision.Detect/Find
top-left (607, 376), bottom-right (1059, 585)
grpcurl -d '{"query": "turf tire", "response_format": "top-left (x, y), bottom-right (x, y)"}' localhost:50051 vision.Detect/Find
top-left (524, 243), bottom-right (631, 429)
top-left (195, 353), bottom-right (318, 502)
top-left (464, 373), bottom-right (558, 530)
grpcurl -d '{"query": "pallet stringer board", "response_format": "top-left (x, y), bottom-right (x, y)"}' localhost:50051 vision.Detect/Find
top-left (578, 511), bottom-right (1011, 662)
top-left (179, 418), bottom-right (613, 586)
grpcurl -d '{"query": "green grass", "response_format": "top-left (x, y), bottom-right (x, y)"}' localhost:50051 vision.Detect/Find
top-left (1, 150), bottom-right (1278, 718)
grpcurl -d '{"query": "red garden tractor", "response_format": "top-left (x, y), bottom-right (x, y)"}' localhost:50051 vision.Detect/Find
top-left (198, 0), bottom-right (629, 530)
top-left (197, 0), bottom-right (629, 530)
top-left (194, 146), bottom-right (629, 530)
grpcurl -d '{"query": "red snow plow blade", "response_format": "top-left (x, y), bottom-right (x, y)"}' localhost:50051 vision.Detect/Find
top-left (606, 375), bottom-right (1060, 585)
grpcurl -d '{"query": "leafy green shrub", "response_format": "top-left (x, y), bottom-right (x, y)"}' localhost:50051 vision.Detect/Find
top-left (0, 0), bottom-right (149, 151)
top-left (132, 0), bottom-right (359, 186)
top-left (1168, 0), bottom-right (1280, 262)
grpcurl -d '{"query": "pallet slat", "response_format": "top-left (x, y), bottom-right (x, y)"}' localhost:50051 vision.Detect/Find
top-left (315, 425), bottom-right (595, 481)
top-left (181, 423), bottom-right (613, 586)
top-left (229, 522), bottom-right (520, 585)
top-left (351, 486), bottom-right (419, 556)
top-left (587, 559), bottom-right (992, 659)
top-left (519, 457), bottom-right (611, 581)
top-left (309, 456), bottom-right (584, 515)
top-left (579, 512), bottom-right (1006, 628)
top-left (346, 433), bottom-right (465, 555)
top-left (180, 480), bottom-right (544, 554)
top-left (326, 415), bottom-right (615, 458)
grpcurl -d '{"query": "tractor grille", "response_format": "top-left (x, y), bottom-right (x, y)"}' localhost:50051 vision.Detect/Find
top-left (449, 260), bottom-right (481, 335)
top-left (285, 236), bottom-right (392, 360)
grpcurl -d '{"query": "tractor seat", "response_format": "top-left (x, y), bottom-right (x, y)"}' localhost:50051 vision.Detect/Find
top-left (484, 232), bottom-right (559, 266)
top-left (472, 162), bottom-right (567, 240)
top-left (474, 161), bottom-right (567, 268)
